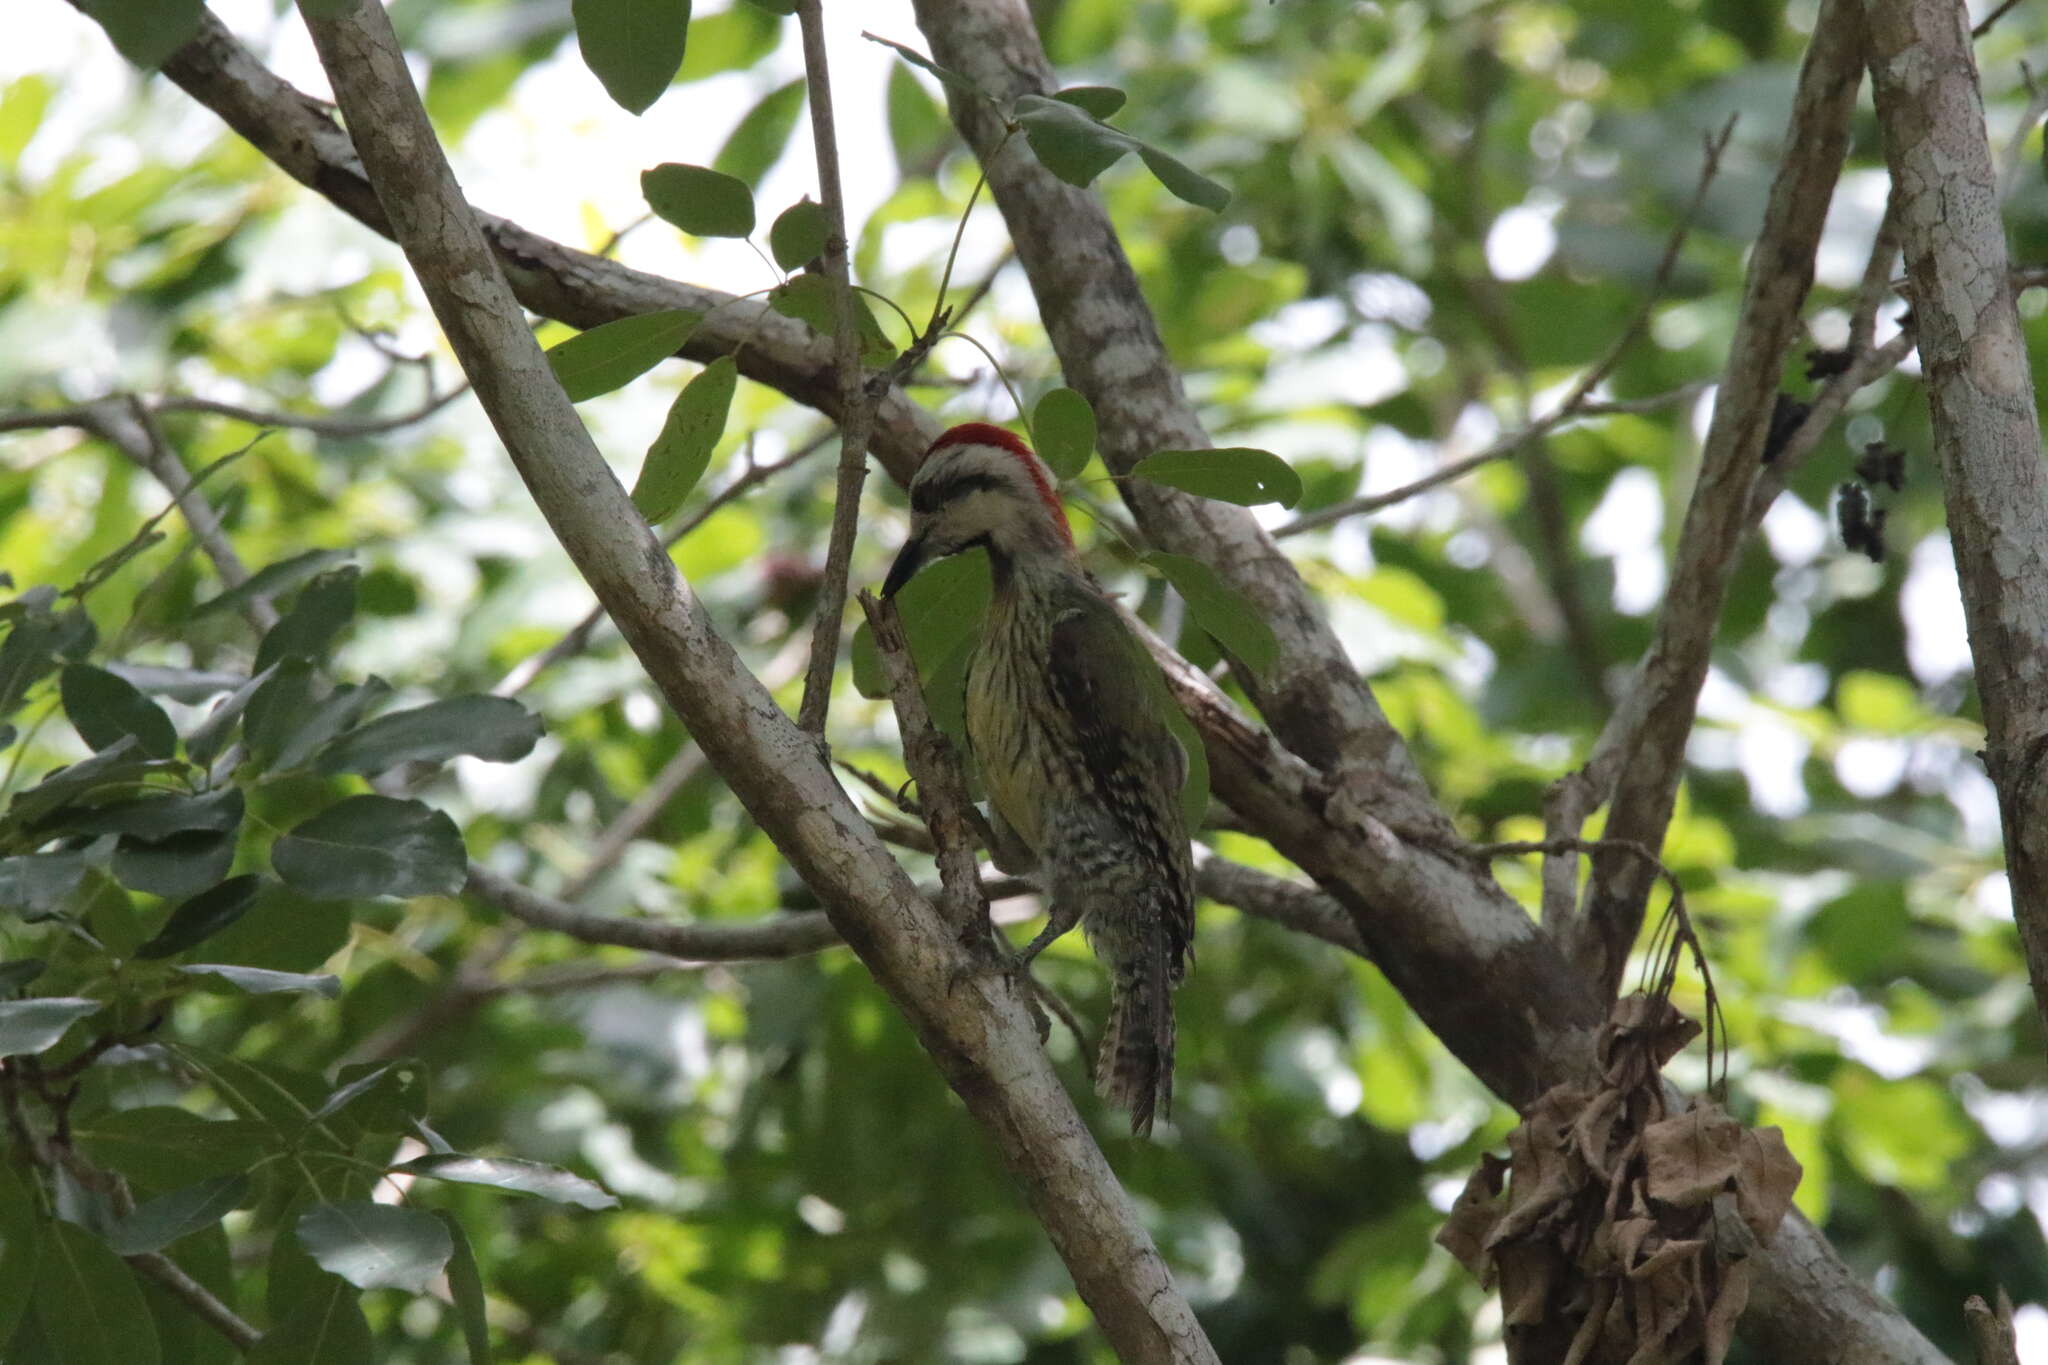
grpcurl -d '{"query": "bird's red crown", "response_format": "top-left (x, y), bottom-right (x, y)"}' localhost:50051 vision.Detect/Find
top-left (927, 422), bottom-right (1073, 548)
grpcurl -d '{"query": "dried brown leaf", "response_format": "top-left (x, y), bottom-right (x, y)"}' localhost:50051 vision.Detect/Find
top-left (1643, 1105), bottom-right (1743, 1209)
top-left (1498, 1241), bottom-right (1565, 1326)
top-left (1438, 1154), bottom-right (1509, 1279)
top-left (1702, 1256), bottom-right (1755, 1364)
top-left (1733, 1124), bottom-right (1803, 1239)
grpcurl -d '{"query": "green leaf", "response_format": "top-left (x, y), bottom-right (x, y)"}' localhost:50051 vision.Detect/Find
top-left (544, 308), bottom-right (702, 403)
top-left (885, 62), bottom-right (949, 169)
top-left (105, 1175), bottom-right (249, 1257)
top-left (0, 849), bottom-right (94, 917)
top-left (677, 7), bottom-right (779, 82)
top-left (0, 75), bottom-right (53, 172)
top-left (0, 604), bottom-right (63, 722)
top-left (631, 357), bottom-right (738, 524)
top-left (243, 659), bottom-right (316, 768)
top-left (60, 664), bottom-right (177, 760)
top-left (271, 678), bottom-right (392, 773)
top-left (571, 0), bottom-right (691, 116)
top-left (185, 664), bottom-right (277, 768)
top-left (713, 78), bottom-right (805, 189)
top-left (1130, 448), bottom-right (1302, 507)
top-left (396, 1154), bottom-right (618, 1209)
top-left (862, 32), bottom-right (984, 101)
top-left (7, 741), bottom-right (167, 829)
top-left (73, 1109), bottom-right (270, 1192)
top-left (1135, 143), bottom-right (1230, 212)
top-left (851, 548), bottom-right (990, 699)
top-left (31, 1219), bottom-right (159, 1365)
top-left (316, 695), bottom-right (544, 775)
top-left (135, 875), bottom-right (263, 959)
top-left (0, 998), bottom-right (100, 1057)
top-left (83, 870), bottom-right (144, 958)
top-left (437, 1214), bottom-right (491, 1365)
top-left (641, 162), bottom-right (756, 238)
top-left (69, 788), bottom-right (243, 842)
top-left (74, 0), bottom-right (203, 69)
top-left (271, 796), bottom-right (466, 901)
top-left (768, 274), bottom-right (896, 363)
top-left (254, 567), bottom-right (361, 673)
top-left (1014, 94), bottom-right (1131, 187)
top-left (1053, 85), bottom-right (1127, 120)
top-left (1032, 388), bottom-right (1095, 479)
top-left (249, 1275), bottom-right (372, 1365)
top-left (112, 828), bottom-right (235, 899)
top-left (178, 963), bottom-right (341, 998)
top-left (296, 1202), bottom-right (453, 1293)
top-left (1144, 551), bottom-right (1280, 678)
top-left (768, 198), bottom-right (829, 273)
top-left (194, 550), bottom-right (351, 619)
top-left (0, 1160), bottom-right (41, 1349)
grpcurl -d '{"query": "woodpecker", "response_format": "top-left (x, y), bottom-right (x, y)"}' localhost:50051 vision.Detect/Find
top-left (882, 422), bottom-right (1194, 1135)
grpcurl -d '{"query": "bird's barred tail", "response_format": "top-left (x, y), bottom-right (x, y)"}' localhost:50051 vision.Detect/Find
top-left (1096, 934), bottom-right (1175, 1136)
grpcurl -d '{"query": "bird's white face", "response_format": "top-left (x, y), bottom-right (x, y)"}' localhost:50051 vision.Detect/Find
top-left (883, 431), bottom-right (1071, 597)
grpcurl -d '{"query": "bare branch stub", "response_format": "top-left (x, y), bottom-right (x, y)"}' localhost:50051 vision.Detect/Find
top-left (857, 591), bottom-right (990, 940)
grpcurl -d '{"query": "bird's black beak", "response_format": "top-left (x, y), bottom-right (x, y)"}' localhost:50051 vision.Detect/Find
top-left (881, 535), bottom-right (926, 599)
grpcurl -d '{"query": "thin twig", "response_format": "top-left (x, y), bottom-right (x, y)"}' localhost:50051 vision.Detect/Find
top-left (470, 863), bottom-right (843, 959)
top-left (153, 382), bottom-right (467, 437)
top-left (793, 0), bottom-right (873, 737)
top-left (1281, 122), bottom-right (1733, 540)
top-left (1973, 0), bottom-right (2026, 38)
top-left (128, 1251), bottom-right (262, 1351)
top-left (857, 591), bottom-right (989, 936)
top-left (1276, 383), bottom-right (1706, 535)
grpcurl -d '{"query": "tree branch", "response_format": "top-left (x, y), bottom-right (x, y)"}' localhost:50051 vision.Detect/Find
top-left (468, 864), bottom-right (841, 960)
top-left (1865, 0), bottom-right (2048, 1038)
top-left (792, 0), bottom-right (873, 737)
top-left (294, 6), bottom-right (1214, 1357)
top-left (127, 1250), bottom-right (262, 1352)
top-left (1554, 0), bottom-right (1866, 999)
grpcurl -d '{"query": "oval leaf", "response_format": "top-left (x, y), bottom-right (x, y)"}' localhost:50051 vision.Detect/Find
top-left (177, 964), bottom-right (341, 998)
top-left (1136, 142), bottom-right (1230, 212)
top-left (249, 1275), bottom-right (372, 1365)
top-left (767, 274), bottom-right (895, 363)
top-left (112, 828), bottom-right (235, 900)
top-left (136, 875), bottom-right (263, 960)
top-left (1032, 388), bottom-right (1096, 479)
top-left (571, 0), bottom-right (691, 116)
top-left (271, 796), bottom-right (466, 901)
top-left (0, 998), bottom-right (100, 1057)
top-left (713, 78), bottom-right (805, 189)
top-left (60, 664), bottom-right (177, 760)
top-left (106, 1175), bottom-right (250, 1257)
top-left (296, 1202), bottom-right (453, 1293)
top-left (1129, 448), bottom-right (1302, 507)
top-left (1053, 85), bottom-right (1127, 120)
top-left (75, 0), bottom-right (202, 69)
top-left (32, 1219), bottom-right (159, 1365)
top-left (768, 197), bottom-right (829, 273)
top-left (316, 695), bottom-right (544, 775)
top-left (1144, 551), bottom-right (1280, 678)
top-left (632, 356), bottom-right (738, 523)
top-left (1013, 94), bottom-right (1133, 188)
top-left (544, 308), bottom-right (702, 403)
top-left (254, 566), bottom-right (361, 673)
top-left (73, 1109), bottom-right (270, 1192)
top-left (71, 787), bottom-right (244, 842)
top-left (641, 162), bottom-right (755, 238)
top-left (397, 1154), bottom-right (618, 1210)
top-left (862, 32), bottom-right (984, 101)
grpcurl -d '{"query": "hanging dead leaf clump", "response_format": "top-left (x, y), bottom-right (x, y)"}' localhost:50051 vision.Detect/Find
top-left (1437, 898), bottom-right (1802, 1363)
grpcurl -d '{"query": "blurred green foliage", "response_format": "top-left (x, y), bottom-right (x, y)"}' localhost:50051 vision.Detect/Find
top-left (3, 0), bottom-right (2048, 1360)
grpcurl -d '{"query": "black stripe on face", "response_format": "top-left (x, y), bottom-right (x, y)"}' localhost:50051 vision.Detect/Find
top-left (912, 471), bottom-right (1007, 514)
